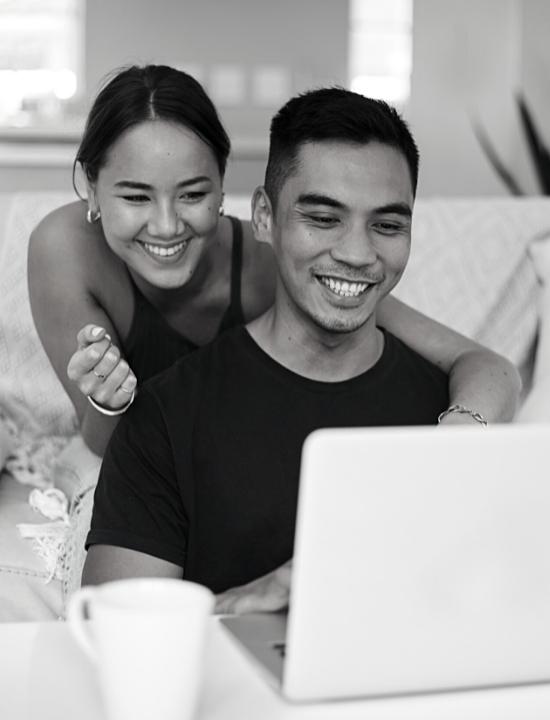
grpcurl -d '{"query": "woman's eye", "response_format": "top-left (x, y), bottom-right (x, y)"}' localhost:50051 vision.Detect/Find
top-left (179, 191), bottom-right (207, 202)
top-left (122, 194), bottom-right (149, 203)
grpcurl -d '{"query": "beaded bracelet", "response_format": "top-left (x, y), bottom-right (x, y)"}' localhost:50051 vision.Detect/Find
top-left (437, 404), bottom-right (488, 427)
top-left (87, 389), bottom-right (135, 417)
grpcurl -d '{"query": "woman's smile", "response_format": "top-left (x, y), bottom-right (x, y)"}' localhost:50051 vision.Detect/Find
top-left (136, 238), bottom-right (189, 263)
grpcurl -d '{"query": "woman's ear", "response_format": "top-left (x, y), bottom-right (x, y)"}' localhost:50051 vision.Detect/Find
top-left (84, 179), bottom-right (102, 223)
top-left (85, 178), bottom-right (99, 214)
top-left (251, 186), bottom-right (274, 245)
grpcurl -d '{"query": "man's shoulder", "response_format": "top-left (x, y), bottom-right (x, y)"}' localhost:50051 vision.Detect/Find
top-left (141, 325), bottom-right (251, 397)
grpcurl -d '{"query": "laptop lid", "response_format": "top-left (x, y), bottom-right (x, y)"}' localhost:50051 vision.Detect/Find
top-left (283, 424), bottom-right (550, 701)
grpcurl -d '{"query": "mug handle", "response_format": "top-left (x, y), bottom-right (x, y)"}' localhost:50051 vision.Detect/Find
top-left (66, 586), bottom-right (98, 662)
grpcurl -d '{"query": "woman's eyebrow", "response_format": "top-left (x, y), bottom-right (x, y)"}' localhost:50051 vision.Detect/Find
top-left (113, 176), bottom-right (211, 190)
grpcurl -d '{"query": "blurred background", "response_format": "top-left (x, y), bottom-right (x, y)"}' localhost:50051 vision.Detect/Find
top-left (1, 0), bottom-right (549, 198)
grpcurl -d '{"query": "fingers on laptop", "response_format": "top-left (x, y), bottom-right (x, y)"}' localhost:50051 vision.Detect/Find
top-left (215, 560), bottom-right (292, 615)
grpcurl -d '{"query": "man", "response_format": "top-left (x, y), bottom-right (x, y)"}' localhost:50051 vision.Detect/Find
top-left (83, 88), bottom-right (454, 607)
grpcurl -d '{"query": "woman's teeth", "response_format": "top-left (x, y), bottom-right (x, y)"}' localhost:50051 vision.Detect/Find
top-left (320, 277), bottom-right (369, 297)
top-left (142, 241), bottom-right (186, 258)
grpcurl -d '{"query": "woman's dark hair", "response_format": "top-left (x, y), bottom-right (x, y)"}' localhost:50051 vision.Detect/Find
top-left (73, 64), bottom-right (230, 191)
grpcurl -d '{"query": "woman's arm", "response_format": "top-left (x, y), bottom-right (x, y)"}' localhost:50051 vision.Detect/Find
top-left (28, 203), bottom-right (134, 455)
top-left (377, 294), bottom-right (521, 422)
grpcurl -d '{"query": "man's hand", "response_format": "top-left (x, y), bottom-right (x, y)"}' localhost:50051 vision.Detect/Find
top-left (215, 560), bottom-right (292, 615)
top-left (67, 325), bottom-right (137, 410)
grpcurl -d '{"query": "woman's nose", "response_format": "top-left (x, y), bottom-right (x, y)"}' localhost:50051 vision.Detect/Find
top-left (148, 203), bottom-right (184, 239)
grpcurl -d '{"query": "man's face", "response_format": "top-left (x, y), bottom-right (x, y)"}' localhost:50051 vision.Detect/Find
top-left (268, 140), bottom-right (414, 335)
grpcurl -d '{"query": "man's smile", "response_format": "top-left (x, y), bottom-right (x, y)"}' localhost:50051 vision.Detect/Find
top-left (317, 275), bottom-right (370, 298)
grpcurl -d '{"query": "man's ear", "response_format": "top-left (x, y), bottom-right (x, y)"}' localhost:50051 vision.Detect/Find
top-left (251, 186), bottom-right (274, 245)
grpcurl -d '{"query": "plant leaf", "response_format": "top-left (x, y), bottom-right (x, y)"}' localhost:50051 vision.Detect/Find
top-left (517, 94), bottom-right (550, 194)
top-left (471, 120), bottom-right (524, 195)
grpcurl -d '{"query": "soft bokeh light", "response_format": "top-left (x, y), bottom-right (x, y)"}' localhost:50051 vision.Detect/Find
top-left (349, 0), bottom-right (413, 109)
top-left (0, 0), bottom-right (82, 127)
top-left (351, 75), bottom-right (411, 105)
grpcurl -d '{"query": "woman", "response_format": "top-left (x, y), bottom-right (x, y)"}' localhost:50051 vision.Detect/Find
top-left (28, 65), bottom-right (519, 457)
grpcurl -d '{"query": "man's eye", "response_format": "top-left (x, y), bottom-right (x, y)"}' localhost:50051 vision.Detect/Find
top-left (374, 222), bottom-right (405, 234)
top-left (308, 215), bottom-right (339, 227)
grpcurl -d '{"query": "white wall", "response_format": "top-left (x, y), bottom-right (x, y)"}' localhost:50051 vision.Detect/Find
top-left (84, 0), bottom-right (349, 194)
top-left (410, 0), bottom-right (550, 197)
top-left (4, 0), bottom-right (550, 197)
top-left (1, 0), bottom-right (349, 194)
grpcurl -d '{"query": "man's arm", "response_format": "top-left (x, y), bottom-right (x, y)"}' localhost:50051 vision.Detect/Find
top-left (378, 295), bottom-right (521, 422)
top-left (83, 382), bottom-right (189, 586)
top-left (82, 546), bottom-right (183, 586)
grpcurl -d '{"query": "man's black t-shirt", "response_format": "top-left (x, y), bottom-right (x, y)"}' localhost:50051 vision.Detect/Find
top-left (87, 326), bottom-right (449, 593)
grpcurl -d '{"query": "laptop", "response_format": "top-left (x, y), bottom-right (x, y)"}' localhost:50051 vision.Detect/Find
top-left (221, 424), bottom-right (550, 701)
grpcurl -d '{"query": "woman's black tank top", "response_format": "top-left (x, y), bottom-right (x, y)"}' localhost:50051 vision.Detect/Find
top-left (123, 216), bottom-right (245, 382)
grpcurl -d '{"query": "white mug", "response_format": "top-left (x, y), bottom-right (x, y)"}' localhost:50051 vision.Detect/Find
top-left (67, 578), bottom-right (214, 720)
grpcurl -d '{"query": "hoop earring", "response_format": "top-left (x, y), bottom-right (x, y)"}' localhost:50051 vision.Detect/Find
top-left (86, 208), bottom-right (101, 224)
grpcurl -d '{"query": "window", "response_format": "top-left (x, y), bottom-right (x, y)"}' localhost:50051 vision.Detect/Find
top-left (0, 0), bottom-right (84, 133)
top-left (349, 0), bottom-right (413, 110)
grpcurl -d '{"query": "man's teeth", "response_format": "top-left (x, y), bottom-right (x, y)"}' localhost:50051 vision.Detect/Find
top-left (142, 241), bottom-right (186, 257)
top-left (320, 277), bottom-right (369, 297)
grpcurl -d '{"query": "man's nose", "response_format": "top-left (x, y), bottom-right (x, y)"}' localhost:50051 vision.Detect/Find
top-left (330, 225), bottom-right (378, 266)
top-left (148, 202), bottom-right (184, 239)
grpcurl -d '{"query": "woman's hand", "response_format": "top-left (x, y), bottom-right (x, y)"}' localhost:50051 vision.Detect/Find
top-left (67, 325), bottom-right (137, 410)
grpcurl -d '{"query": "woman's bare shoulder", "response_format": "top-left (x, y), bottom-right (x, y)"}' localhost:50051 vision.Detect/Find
top-left (30, 200), bottom-right (102, 257)
top-left (28, 199), bottom-right (129, 324)
top-left (240, 219), bottom-right (276, 318)
top-left (29, 200), bottom-right (127, 289)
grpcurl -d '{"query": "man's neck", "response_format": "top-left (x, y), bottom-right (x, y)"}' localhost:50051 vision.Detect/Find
top-left (246, 307), bottom-right (384, 382)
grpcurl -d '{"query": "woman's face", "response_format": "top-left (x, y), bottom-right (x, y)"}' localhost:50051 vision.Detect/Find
top-left (88, 119), bottom-right (224, 291)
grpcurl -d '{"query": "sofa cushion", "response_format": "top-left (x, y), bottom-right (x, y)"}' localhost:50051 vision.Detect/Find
top-left (395, 197), bottom-right (550, 368)
top-left (516, 231), bottom-right (550, 422)
top-left (0, 192), bottom-right (77, 438)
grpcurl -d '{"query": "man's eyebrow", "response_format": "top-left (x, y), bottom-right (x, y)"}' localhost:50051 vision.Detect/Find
top-left (296, 195), bottom-right (412, 218)
top-left (374, 202), bottom-right (412, 218)
top-left (296, 193), bottom-right (346, 209)
top-left (113, 176), bottom-right (211, 190)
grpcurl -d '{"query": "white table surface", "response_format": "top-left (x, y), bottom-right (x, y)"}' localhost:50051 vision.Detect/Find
top-left (2, 619), bottom-right (550, 720)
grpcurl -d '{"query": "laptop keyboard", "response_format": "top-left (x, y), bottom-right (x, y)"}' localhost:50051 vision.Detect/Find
top-left (271, 641), bottom-right (286, 658)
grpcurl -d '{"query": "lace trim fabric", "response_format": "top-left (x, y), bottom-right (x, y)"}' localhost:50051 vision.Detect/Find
top-left (60, 484), bottom-right (96, 605)
top-left (1, 399), bottom-right (78, 586)
top-left (17, 488), bottom-right (70, 582)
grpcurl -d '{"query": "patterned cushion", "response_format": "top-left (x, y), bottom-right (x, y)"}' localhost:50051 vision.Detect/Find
top-left (0, 192), bottom-right (77, 438)
top-left (395, 197), bottom-right (550, 367)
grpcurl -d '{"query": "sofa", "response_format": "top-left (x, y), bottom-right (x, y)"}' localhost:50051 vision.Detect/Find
top-left (1, 191), bottom-right (550, 622)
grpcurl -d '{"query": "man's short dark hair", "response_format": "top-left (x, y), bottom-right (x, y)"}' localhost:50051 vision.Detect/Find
top-left (264, 87), bottom-right (419, 210)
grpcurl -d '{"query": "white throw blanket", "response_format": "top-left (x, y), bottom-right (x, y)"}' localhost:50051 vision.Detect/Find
top-left (0, 193), bottom-right (80, 583)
